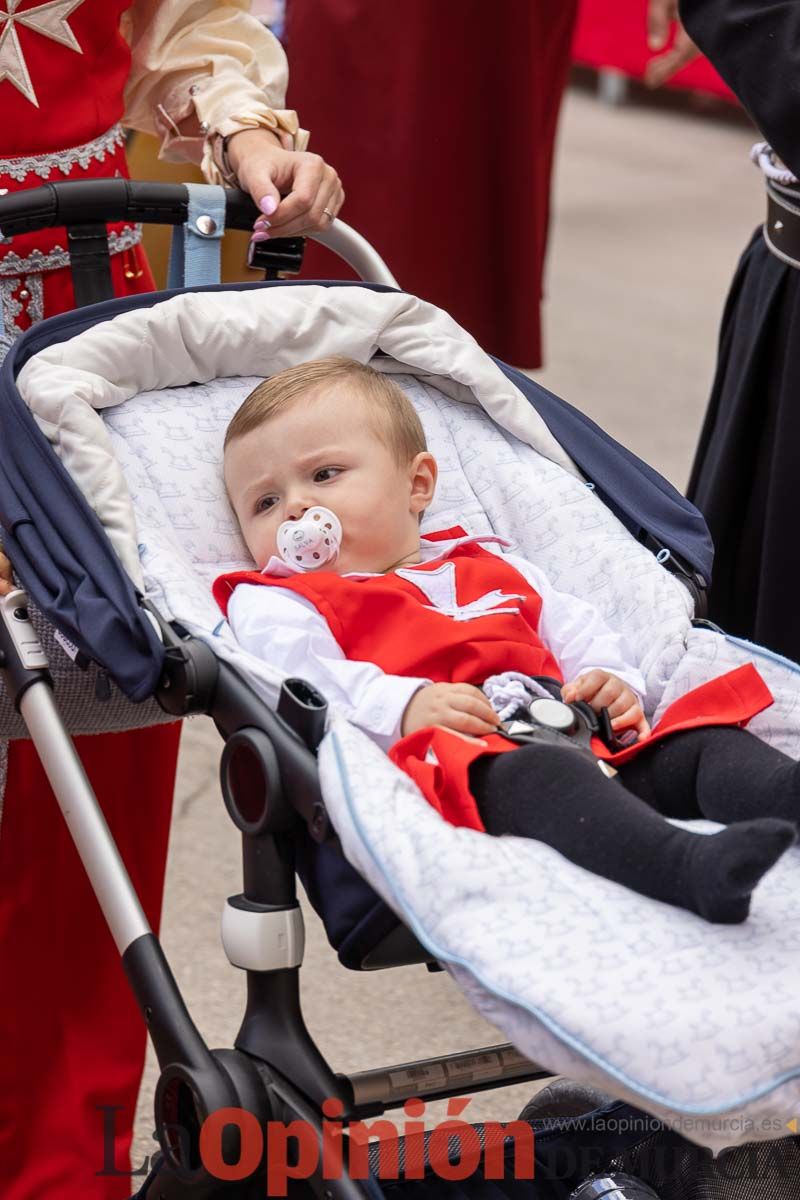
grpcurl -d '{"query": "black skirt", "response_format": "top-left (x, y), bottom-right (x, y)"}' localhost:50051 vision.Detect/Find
top-left (688, 226), bottom-right (800, 663)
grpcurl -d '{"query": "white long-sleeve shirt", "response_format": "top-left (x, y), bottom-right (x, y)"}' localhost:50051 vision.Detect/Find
top-left (226, 535), bottom-right (646, 751)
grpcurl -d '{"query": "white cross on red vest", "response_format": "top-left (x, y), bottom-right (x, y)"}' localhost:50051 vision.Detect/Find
top-left (0, 1), bottom-right (84, 107)
top-left (396, 560), bottom-right (525, 622)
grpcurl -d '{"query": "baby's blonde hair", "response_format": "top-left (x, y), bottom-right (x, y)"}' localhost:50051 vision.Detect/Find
top-left (224, 355), bottom-right (427, 464)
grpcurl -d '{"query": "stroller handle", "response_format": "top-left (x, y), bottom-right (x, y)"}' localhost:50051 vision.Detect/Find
top-left (0, 178), bottom-right (399, 288)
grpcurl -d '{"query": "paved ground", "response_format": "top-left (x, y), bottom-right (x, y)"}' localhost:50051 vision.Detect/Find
top-left (131, 84), bottom-right (765, 1176)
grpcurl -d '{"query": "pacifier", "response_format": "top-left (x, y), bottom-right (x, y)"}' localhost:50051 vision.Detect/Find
top-left (277, 506), bottom-right (342, 571)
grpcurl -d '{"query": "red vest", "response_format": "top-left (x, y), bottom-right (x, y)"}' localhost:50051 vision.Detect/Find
top-left (0, 2), bottom-right (136, 282)
top-left (0, 1), bottom-right (132, 156)
top-left (214, 535), bottom-right (564, 687)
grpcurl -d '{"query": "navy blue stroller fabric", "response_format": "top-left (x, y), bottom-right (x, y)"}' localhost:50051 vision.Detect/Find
top-left (0, 279), bottom-right (715, 966)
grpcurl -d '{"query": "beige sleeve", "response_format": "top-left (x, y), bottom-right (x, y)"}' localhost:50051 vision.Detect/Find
top-left (121, 1), bottom-right (309, 183)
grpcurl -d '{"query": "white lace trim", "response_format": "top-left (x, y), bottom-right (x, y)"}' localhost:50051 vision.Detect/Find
top-left (0, 224), bottom-right (143, 278)
top-left (0, 124), bottom-right (126, 184)
top-left (0, 274), bottom-right (44, 350)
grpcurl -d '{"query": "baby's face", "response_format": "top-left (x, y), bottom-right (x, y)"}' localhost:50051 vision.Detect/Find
top-left (224, 384), bottom-right (436, 574)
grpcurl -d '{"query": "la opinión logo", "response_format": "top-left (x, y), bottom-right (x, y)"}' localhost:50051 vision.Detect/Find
top-left (101, 1096), bottom-right (536, 1194)
top-left (202, 1097), bottom-right (535, 1194)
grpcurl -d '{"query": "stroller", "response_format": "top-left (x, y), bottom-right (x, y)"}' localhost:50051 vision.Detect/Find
top-left (1, 180), bottom-right (800, 1200)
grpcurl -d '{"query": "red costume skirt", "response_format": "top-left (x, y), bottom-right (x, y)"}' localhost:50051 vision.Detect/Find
top-left (0, 244), bottom-right (182, 1200)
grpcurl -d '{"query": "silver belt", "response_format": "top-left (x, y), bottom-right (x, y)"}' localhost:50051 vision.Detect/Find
top-left (0, 123), bottom-right (126, 184)
top-left (0, 226), bottom-right (143, 278)
top-left (763, 180), bottom-right (800, 270)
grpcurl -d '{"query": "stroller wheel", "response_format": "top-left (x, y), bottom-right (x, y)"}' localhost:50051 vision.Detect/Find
top-left (569, 1175), bottom-right (661, 1200)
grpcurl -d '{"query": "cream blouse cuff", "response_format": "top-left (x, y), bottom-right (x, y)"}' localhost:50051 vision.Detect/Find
top-left (121, 1), bottom-right (310, 184)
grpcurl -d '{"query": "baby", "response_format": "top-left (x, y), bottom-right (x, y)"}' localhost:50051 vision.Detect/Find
top-left (215, 355), bottom-right (798, 924)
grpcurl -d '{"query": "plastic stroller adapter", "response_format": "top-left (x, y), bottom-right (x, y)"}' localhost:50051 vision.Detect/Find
top-left (0, 588), bottom-right (51, 707)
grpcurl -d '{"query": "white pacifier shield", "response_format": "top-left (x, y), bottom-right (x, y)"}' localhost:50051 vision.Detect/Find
top-left (277, 507), bottom-right (342, 571)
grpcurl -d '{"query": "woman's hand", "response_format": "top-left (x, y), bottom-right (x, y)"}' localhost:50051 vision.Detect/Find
top-left (225, 128), bottom-right (345, 242)
top-left (401, 682), bottom-right (501, 739)
top-left (644, 0), bottom-right (700, 88)
top-left (561, 670), bottom-right (650, 738)
top-left (0, 549), bottom-right (13, 597)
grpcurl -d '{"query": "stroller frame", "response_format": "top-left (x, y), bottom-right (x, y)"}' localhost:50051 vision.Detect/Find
top-left (0, 181), bottom-right (558, 1200)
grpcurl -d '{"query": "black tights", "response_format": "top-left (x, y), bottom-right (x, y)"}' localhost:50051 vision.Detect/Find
top-left (470, 727), bottom-right (798, 923)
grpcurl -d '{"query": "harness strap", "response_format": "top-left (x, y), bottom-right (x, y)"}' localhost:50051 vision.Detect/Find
top-left (67, 224), bottom-right (114, 307)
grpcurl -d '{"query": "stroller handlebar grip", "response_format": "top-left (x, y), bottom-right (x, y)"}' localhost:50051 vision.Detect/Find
top-left (0, 179), bottom-right (257, 235)
top-left (0, 179), bottom-right (400, 286)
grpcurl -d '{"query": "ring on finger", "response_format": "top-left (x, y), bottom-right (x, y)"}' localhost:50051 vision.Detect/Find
top-left (322, 207), bottom-right (335, 222)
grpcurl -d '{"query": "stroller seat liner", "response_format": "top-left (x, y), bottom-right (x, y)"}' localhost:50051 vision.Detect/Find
top-left (324, 713), bottom-right (800, 1156)
top-left (9, 283), bottom-right (800, 1153)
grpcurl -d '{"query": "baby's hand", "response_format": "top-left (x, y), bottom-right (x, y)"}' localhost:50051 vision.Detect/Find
top-left (561, 670), bottom-right (650, 738)
top-left (401, 682), bottom-right (501, 738)
top-left (0, 549), bottom-right (13, 597)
